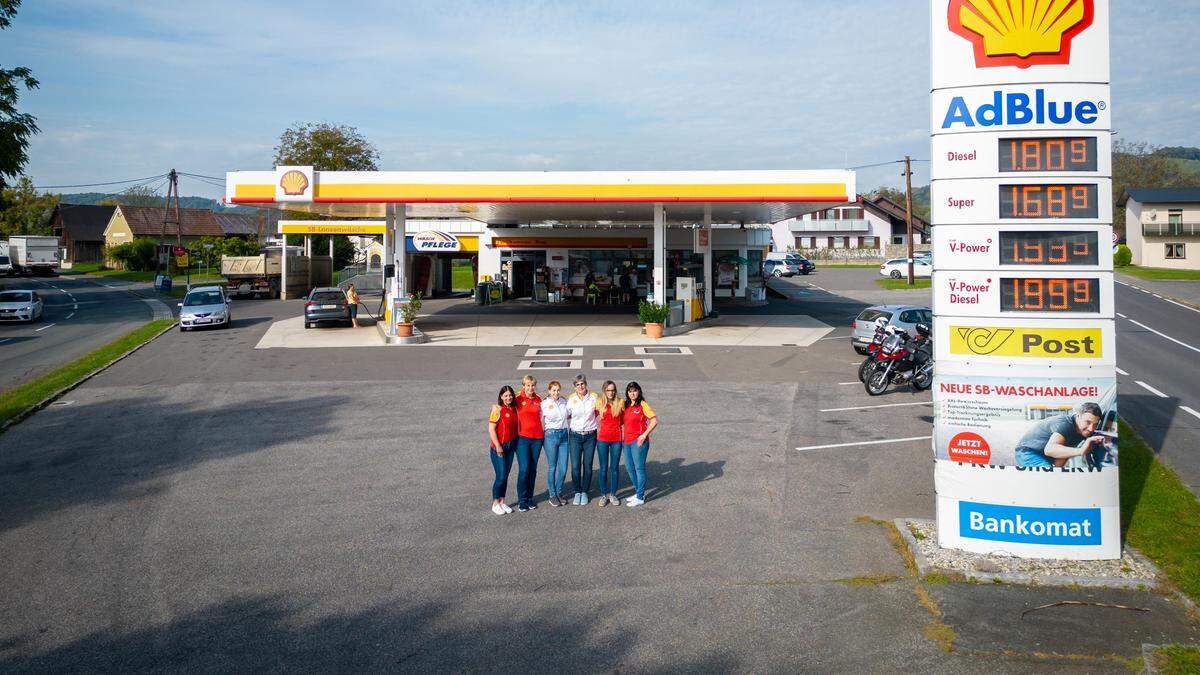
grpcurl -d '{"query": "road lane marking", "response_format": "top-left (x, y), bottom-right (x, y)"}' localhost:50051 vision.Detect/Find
top-left (34, 323), bottom-right (56, 332)
top-left (820, 401), bottom-right (932, 412)
top-left (838, 381), bottom-right (860, 385)
top-left (66, 312), bottom-right (75, 320)
top-left (817, 335), bottom-right (849, 341)
top-left (1117, 312), bottom-right (1127, 318)
top-left (1127, 319), bottom-right (1200, 355)
top-left (1162, 297), bottom-right (1200, 314)
top-left (1115, 367), bottom-right (1129, 376)
top-left (1181, 406), bottom-right (1200, 422)
top-left (1135, 381), bottom-right (1169, 398)
top-left (73, 304), bottom-right (78, 310)
top-left (0, 338), bottom-right (10, 344)
top-left (796, 436), bottom-right (932, 452)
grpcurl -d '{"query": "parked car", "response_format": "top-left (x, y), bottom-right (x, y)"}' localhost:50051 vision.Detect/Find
top-left (0, 289), bottom-right (43, 323)
top-left (178, 285), bottom-right (232, 331)
top-left (851, 304), bottom-right (933, 354)
top-left (763, 258), bottom-right (801, 278)
top-left (879, 258), bottom-right (932, 279)
top-left (304, 287), bottom-right (352, 328)
top-left (793, 255), bottom-right (815, 275)
top-left (913, 251), bottom-right (932, 263)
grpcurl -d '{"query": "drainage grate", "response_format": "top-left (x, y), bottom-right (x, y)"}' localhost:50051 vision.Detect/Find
top-left (634, 346), bottom-right (692, 355)
top-left (517, 359), bottom-right (583, 370)
top-left (524, 347), bottom-right (583, 357)
top-left (592, 359), bottom-right (656, 370)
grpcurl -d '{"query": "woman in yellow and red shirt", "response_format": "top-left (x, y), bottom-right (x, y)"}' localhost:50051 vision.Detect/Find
top-left (621, 381), bottom-right (658, 507)
top-left (488, 385), bottom-right (519, 515)
top-left (595, 380), bottom-right (624, 507)
top-left (514, 375), bottom-right (544, 512)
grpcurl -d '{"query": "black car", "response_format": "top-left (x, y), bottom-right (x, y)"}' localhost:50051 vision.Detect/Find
top-left (304, 287), bottom-right (352, 328)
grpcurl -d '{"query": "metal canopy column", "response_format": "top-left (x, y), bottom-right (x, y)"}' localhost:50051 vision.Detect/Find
top-left (279, 238), bottom-right (288, 300)
top-left (653, 203), bottom-right (666, 304)
top-left (304, 235), bottom-right (312, 293)
top-left (383, 205), bottom-right (394, 335)
top-left (396, 206), bottom-right (408, 298)
top-left (703, 206), bottom-right (713, 316)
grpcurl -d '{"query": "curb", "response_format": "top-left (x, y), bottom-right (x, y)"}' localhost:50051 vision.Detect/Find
top-left (374, 320), bottom-right (430, 345)
top-left (895, 518), bottom-right (1162, 590)
top-left (0, 320), bottom-right (177, 434)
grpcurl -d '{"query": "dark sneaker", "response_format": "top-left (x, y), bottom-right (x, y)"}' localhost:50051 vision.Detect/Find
top-left (528, 502), bottom-right (538, 509)
top-left (549, 496), bottom-right (562, 507)
top-left (517, 504), bottom-right (529, 512)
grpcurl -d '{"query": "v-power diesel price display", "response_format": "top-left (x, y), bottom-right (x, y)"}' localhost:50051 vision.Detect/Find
top-left (1000, 277), bottom-right (1101, 314)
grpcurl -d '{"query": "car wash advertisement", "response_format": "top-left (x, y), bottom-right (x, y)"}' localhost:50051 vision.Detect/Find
top-left (931, 0), bottom-right (1118, 559)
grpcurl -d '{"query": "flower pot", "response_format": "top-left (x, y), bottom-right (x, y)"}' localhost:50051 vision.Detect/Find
top-left (644, 322), bottom-right (664, 339)
top-left (396, 322), bottom-right (414, 337)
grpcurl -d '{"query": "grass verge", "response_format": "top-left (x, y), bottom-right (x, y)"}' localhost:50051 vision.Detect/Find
top-left (1148, 645), bottom-right (1200, 674)
top-left (815, 262), bottom-right (881, 268)
top-left (1117, 266), bottom-right (1200, 281)
top-left (0, 319), bottom-right (175, 429)
top-left (1119, 420), bottom-right (1200, 603)
top-left (875, 278), bottom-right (932, 290)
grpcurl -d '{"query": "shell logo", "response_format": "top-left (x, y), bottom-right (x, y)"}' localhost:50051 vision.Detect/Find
top-left (948, 0), bottom-right (1094, 69)
top-left (279, 170), bottom-right (310, 196)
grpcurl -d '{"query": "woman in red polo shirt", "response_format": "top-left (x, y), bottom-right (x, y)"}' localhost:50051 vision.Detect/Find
top-left (488, 385), bottom-right (519, 515)
top-left (595, 380), bottom-right (624, 507)
top-left (514, 375), bottom-right (544, 512)
top-left (621, 381), bottom-right (658, 507)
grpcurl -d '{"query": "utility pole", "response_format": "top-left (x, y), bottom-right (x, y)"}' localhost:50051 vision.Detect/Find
top-left (903, 156), bottom-right (915, 286)
top-left (156, 169), bottom-right (182, 286)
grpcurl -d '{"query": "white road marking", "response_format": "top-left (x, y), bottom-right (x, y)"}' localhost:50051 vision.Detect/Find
top-left (1127, 319), bottom-right (1200, 355)
top-left (1153, 294), bottom-right (1163, 299)
top-left (796, 436), bottom-right (932, 452)
top-left (1140, 288), bottom-right (1152, 294)
top-left (0, 338), bottom-right (10, 344)
top-left (1115, 367), bottom-right (1129, 376)
top-left (837, 381), bottom-right (860, 385)
top-left (73, 304), bottom-right (78, 310)
top-left (1181, 406), bottom-right (1200, 422)
top-left (1135, 380), bottom-right (1169, 398)
top-left (66, 312), bottom-right (75, 320)
top-left (820, 401), bottom-right (933, 413)
top-left (817, 335), bottom-right (850, 341)
top-left (1116, 312), bottom-right (1127, 318)
top-left (1162, 297), bottom-right (1200, 315)
top-left (34, 322), bottom-right (56, 332)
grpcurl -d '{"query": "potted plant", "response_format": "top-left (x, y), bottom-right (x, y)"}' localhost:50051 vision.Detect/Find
top-left (638, 300), bottom-right (669, 339)
top-left (396, 291), bottom-right (422, 337)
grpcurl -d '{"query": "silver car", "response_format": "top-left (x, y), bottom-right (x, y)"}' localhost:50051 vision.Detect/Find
top-left (851, 304), bottom-right (932, 354)
top-left (178, 285), bottom-right (232, 331)
top-left (0, 289), bottom-right (43, 323)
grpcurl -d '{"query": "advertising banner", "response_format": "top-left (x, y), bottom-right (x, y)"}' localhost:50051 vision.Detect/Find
top-left (933, 270), bottom-right (1113, 318)
top-left (931, 131), bottom-right (1111, 181)
top-left (932, 224), bottom-right (1114, 272)
top-left (934, 316), bottom-right (1114, 367)
top-left (931, 176), bottom-right (1112, 225)
top-left (931, 83), bottom-right (1111, 136)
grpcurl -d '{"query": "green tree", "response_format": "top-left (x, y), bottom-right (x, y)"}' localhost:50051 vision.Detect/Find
top-left (1112, 140), bottom-right (1199, 236)
top-left (0, 1), bottom-right (39, 188)
top-left (0, 176), bottom-right (57, 236)
top-left (221, 237), bottom-right (260, 257)
top-left (273, 122), bottom-right (380, 171)
top-left (867, 186), bottom-right (931, 222)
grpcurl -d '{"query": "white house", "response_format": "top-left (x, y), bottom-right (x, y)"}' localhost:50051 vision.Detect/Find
top-left (770, 195), bottom-right (928, 254)
top-left (1118, 188), bottom-right (1200, 270)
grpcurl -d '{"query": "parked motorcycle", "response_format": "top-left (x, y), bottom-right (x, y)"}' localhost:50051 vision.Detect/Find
top-left (865, 323), bottom-right (933, 396)
top-left (857, 318), bottom-right (891, 383)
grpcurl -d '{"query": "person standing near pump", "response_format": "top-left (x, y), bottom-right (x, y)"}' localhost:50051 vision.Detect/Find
top-left (346, 283), bottom-right (361, 328)
top-left (567, 374), bottom-right (600, 505)
top-left (514, 375), bottom-right (544, 512)
top-left (621, 381), bottom-right (658, 507)
top-left (595, 380), bottom-right (624, 506)
top-left (541, 380), bottom-right (571, 507)
top-left (488, 385), bottom-right (519, 515)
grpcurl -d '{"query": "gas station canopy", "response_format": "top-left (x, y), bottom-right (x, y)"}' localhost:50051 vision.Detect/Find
top-left (224, 169), bottom-right (855, 224)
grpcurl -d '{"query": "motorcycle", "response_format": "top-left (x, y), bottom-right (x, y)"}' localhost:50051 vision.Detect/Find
top-left (857, 318), bottom-right (891, 383)
top-left (865, 323), bottom-right (934, 396)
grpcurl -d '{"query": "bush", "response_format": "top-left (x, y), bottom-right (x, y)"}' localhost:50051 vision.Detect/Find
top-left (399, 291), bottom-right (422, 323)
top-left (638, 301), bottom-right (669, 324)
top-left (105, 237), bottom-right (158, 271)
top-left (1114, 244), bottom-right (1132, 267)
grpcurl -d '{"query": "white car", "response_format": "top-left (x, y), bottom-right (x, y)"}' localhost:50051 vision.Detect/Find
top-left (178, 286), bottom-right (232, 331)
top-left (879, 258), bottom-right (932, 279)
top-left (0, 289), bottom-right (44, 323)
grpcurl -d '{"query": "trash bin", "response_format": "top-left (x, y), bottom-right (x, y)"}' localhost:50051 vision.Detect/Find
top-left (668, 301), bottom-right (685, 327)
top-left (476, 282), bottom-right (488, 305)
top-left (488, 282), bottom-right (503, 305)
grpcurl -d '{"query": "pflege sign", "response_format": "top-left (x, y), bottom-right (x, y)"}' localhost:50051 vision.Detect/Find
top-left (933, 224), bottom-right (1113, 272)
top-left (934, 270), bottom-right (1113, 318)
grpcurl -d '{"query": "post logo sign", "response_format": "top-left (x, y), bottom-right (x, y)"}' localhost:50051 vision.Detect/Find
top-left (950, 326), bottom-right (1100, 357)
top-left (948, 0), bottom-right (1094, 69)
top-left (959, 500), bottom-right (1101, 546)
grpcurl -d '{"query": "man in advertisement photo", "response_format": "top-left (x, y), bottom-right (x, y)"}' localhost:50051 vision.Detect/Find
top-left (1014, 402), bottom-right (1111, 469)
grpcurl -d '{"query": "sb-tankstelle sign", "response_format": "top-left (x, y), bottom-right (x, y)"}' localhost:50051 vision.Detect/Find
top-left (930, 0), bottom-right (1119, 559)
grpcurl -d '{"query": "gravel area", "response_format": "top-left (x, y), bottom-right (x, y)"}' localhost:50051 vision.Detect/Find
top-left (903, 519), bottom-right (1160, 587)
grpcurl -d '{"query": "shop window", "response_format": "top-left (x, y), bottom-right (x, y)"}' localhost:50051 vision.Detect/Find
top-left (832, 237), bottom-right (845, 248)
top-left (861, 236), bottom-right (877, 248)
top-left (1166, 243), bottom-right (1186, 259)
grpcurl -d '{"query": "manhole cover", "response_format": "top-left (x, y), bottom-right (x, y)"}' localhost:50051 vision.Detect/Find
top-left (534, 348), bottom-right (574, 355)
top-left (528, 361), bottom-right (573, 368)
top-left (641, 347), bottom-right (683, 354)
top-left (603, 360), bottom-right (645, 368)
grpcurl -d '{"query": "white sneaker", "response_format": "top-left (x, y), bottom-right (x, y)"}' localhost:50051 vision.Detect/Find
top-left (626, 496), bottom-right (643, 507)
top-left (492, 503), bottom-right (505, 515)
top-left (500, 503), bottom-right (513, 514)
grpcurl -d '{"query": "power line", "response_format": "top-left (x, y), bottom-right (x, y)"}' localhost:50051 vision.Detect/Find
top-left (33, 173), bottom-right (168, 190)
top-left (178, 171), bottom-right (225, 181)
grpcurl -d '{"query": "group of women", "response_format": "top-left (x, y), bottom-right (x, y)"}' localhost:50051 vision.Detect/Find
top-left (487, 374), bottom-right (658, 515)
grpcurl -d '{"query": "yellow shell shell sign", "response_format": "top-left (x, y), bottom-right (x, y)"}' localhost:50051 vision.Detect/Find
top-left (949, 0), bottom-right (1093, 68)
top-left (279, 170), bottom-right (310, 196)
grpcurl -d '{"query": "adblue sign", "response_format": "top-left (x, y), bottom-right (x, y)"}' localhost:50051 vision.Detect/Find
top-left (932, 84), bottom-right (1110, 135)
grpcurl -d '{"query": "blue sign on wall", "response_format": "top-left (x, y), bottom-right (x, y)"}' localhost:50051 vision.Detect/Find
top-left (958, 500), bottom-right (1101, 546)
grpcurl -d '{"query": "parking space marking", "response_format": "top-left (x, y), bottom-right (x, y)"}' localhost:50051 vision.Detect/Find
top-left (34, 322), bottom-right (56, 332)
top-left (1181, 406), bottom-right (1200, 422)
top-left (819, 401), bottom-right (932, 413)
top-left (0, 338), bottom-right (10, 344)
top-left (523, 347), bottom-right (582, 357)
top-left (634, 346), bottom-right (692, 355)
top-left (1135, 380), bottom-right (1169, 398)
top-left (1127, 319), bottom-right (1200, 355)
top-left (66, 312), bottom-right (75, 320)
top-left (796, 436), bottom-right (932, 452)
top-left (838, 381), bottom-right (860, 385)
top-left (516, 359), bottom-right (582, 370)
top-left (1116, 312), bottom-right (1127, 318)
top-left (1115, 367), bottom-right (1129, 376)
top-left (591, 358), bottom-right (656, 370)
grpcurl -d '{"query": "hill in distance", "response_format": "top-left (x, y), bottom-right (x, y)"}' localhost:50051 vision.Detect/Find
top-left (59, 192), bottom-right (260, 214)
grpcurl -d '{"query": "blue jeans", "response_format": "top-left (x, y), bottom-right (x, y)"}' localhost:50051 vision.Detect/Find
top-left (597, 440), bottom-right (623, 495)
top-left (569, 430), bottom-right (597, 495)
top-left (623, 440), bottom-right (650, 500)
top-left (543, 428), bottom-right (569, 497)
top-left (490, 440), bottom-right (516, 500)
top-left (1015, 446), bottom-right (1054, 468)
top-left (516, 436), bottom-right (543, 507)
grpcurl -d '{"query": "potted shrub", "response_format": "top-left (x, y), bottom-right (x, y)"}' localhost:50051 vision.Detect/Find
top-left (396, 291), bottom-right (422, 337)
top-left (638, 300), bottom-right (669, 339)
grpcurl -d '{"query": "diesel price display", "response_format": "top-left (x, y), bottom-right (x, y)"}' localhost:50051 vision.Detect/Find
top-left (999, 137), bottom-right (1098, 172)
top-left (1000, 277), bottom-right (1100, 313)
top-left (999, 231), bottom-right (1099, 266)
top-left (999, 184), bottom-right (1099, 219)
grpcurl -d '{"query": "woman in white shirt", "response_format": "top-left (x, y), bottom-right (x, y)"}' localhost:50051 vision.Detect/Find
top-left (566, 373), bottom-right (600, 505)
top-left (540, 380), bottom-right (571, 507)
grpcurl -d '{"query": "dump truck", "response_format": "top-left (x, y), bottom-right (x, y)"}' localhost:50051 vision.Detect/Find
top-left (7, 236), bottom-right (60, 276)
top-left (221, 246), bottom-right (330, 298)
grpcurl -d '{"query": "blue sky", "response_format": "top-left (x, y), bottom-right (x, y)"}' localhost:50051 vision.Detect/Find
top-left (4, 0), bottom-right (1198, 199)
